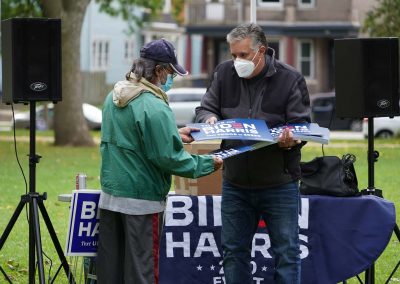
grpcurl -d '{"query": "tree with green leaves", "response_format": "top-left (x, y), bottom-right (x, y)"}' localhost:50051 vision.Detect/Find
top-left (363, 0), bottom-right (400, 37)
top-left (1, 0), bottom-right (166, 146)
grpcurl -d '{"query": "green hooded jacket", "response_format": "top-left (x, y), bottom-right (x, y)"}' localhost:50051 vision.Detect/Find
top-left (100, 76), bottom-right (215, 201)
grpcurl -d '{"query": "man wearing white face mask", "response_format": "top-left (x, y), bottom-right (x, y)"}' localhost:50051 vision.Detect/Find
top-left (233, 47), bottom-right (262, 78)
top-left (196, 23), bottom-right (311, 284)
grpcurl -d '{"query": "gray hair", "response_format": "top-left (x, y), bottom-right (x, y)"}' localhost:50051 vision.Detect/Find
top-left (126, 58), bottom-right (169, 81)
top-left (226, 23), bottom-right (268, 51)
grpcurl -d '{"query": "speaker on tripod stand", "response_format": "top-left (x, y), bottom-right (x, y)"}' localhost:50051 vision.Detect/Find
top-left (0, 18), bottom-right (75, 283)
top-left (335, 37), bottom-right (400, 284)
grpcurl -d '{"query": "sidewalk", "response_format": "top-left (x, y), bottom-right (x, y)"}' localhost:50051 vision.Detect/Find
top-left (0, 105), bottom-right (366, 140)
top-left (1, 133), bottom-right (399, 149)
top-left (329, 131), bottom-right (364, 140)
top-left (0, 109), bottom-right (12, 131)
top-left (0, 134), bottom-right (101, 144)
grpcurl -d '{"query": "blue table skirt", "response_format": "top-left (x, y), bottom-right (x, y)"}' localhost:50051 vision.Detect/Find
top-left (160, 195), bottom-right (396, 284)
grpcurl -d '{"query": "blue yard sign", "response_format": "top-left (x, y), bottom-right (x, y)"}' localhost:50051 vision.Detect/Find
top-left (65, 190), bottom-right (101, 256)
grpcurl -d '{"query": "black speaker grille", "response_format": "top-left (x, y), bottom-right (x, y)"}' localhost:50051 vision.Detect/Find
top-left (1, 18), bottom-right (62, 104)
top-left (335, 38), bottom-right (399, 118)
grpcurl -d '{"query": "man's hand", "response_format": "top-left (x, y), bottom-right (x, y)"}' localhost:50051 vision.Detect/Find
top-left (206, 116), bottom-right (218, 124)
top-left (178, 126), bottom-right (200, 143)
top-left (212, 156), bottom-right (223, 171)
top-left (277, 127), bottom-right (301, 149)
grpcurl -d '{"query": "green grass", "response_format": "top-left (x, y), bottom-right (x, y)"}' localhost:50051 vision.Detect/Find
top-left (0, 133), bottom-right (101, 283)
top-left (0, 131), bottom-right (399, 283)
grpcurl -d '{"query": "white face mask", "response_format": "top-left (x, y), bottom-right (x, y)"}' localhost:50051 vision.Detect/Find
top-left (234, 49), bottom-right (261, 78)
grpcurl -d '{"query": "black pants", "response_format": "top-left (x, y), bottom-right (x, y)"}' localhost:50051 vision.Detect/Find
top-left (96, 209), bottom-right (161, 284)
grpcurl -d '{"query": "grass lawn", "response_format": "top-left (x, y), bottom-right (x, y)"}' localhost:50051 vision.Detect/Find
top-left (0, 130), bottom-right (399, 283)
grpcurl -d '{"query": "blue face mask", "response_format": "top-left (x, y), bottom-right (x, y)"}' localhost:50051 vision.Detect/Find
top-left (161, 74), bottom-right (174, 92)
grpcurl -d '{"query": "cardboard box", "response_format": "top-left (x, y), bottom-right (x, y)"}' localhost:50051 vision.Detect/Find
top-left (174, 141), bottom-right (222, 195)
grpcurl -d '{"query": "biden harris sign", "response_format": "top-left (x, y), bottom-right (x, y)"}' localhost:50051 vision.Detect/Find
top-left (159, 195), bottom-right (395, 284)
top-left (65, 190), bottom-right (101, 256)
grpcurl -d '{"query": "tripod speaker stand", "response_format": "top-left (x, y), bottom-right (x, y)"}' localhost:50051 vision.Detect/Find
top-left (335, 37), bottom-right (400, 284)
top-left (0, 102), bottom-right (75, 284)
top-left (1, 17), bottom-right (74, 283)
top-left (361, 118), bottom-right (400, 284)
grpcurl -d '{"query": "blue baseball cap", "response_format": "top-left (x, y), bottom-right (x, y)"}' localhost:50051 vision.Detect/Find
top-left (140, 38), bottom-right (188, 76)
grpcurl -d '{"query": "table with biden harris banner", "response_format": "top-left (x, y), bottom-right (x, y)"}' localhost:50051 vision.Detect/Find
top-left (65, 189), bottom-right (395, 284)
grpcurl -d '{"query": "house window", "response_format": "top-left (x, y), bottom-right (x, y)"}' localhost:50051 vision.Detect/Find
top-left (268, 41), bottom-right (280, 60)
top-left (91, 39), bottom-right (110, 71)
top-left (298, 40), bottom-right (314, 78)
top-left (258, 0), bottom-right (283, 8)
top-left (298, 0), bottom-right (315, 8)
top-left (124, 39), bottom-right (135, 62)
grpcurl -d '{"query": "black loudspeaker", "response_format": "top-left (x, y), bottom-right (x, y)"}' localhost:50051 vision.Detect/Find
top-left (2, 18), bottom-right (62, 104)
top-left (335, 38), bottom-right (399, 118)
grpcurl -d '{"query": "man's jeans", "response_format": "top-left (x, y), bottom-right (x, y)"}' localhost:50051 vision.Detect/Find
top-left (221, 180), bottom-right (301, 284)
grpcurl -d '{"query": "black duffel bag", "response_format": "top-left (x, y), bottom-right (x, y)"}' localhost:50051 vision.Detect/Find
top-left (300, 154), bottom-right (359, 197)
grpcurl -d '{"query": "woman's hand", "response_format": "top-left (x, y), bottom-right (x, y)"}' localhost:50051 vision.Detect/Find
top-left (212, 156), bottom-right (223, 171)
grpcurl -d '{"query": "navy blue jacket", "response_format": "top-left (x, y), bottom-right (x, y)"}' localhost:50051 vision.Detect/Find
top-left (196, 48), bottom-right (311, 188)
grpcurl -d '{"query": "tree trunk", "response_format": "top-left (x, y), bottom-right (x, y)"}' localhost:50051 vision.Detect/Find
top-left (42, 0), bottom-right (94, 146)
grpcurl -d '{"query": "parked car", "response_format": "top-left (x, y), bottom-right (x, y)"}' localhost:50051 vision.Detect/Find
top-left (362, 116), bottom-right (400, 138)
top-left (310, 92), bottom-right (362, 131)
top-left (166, 88), bottom-right (206, 127)
top-left (13, 103), bottom-right (102, 130)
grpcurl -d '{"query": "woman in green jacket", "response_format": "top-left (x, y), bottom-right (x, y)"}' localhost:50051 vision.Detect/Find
top-left (96, 39), bottom-right (222, 284)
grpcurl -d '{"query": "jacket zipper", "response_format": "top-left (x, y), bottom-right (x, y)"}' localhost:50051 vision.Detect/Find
top-left (249, 87), bottom-right (266, 118)
top-left (247, 85), bottom-right (266, 187)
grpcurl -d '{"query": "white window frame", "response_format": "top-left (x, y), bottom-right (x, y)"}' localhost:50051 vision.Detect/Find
top-left (124, 38), bottom-right (135, 63)
top-left (258, 0), bottom-right (283, 9)
top-left (297, 40), bottom-right (314, 79)
top-left (91, 38), bottom-right (110, 71)
top-left (298, 0), bottom-right (315, 9)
